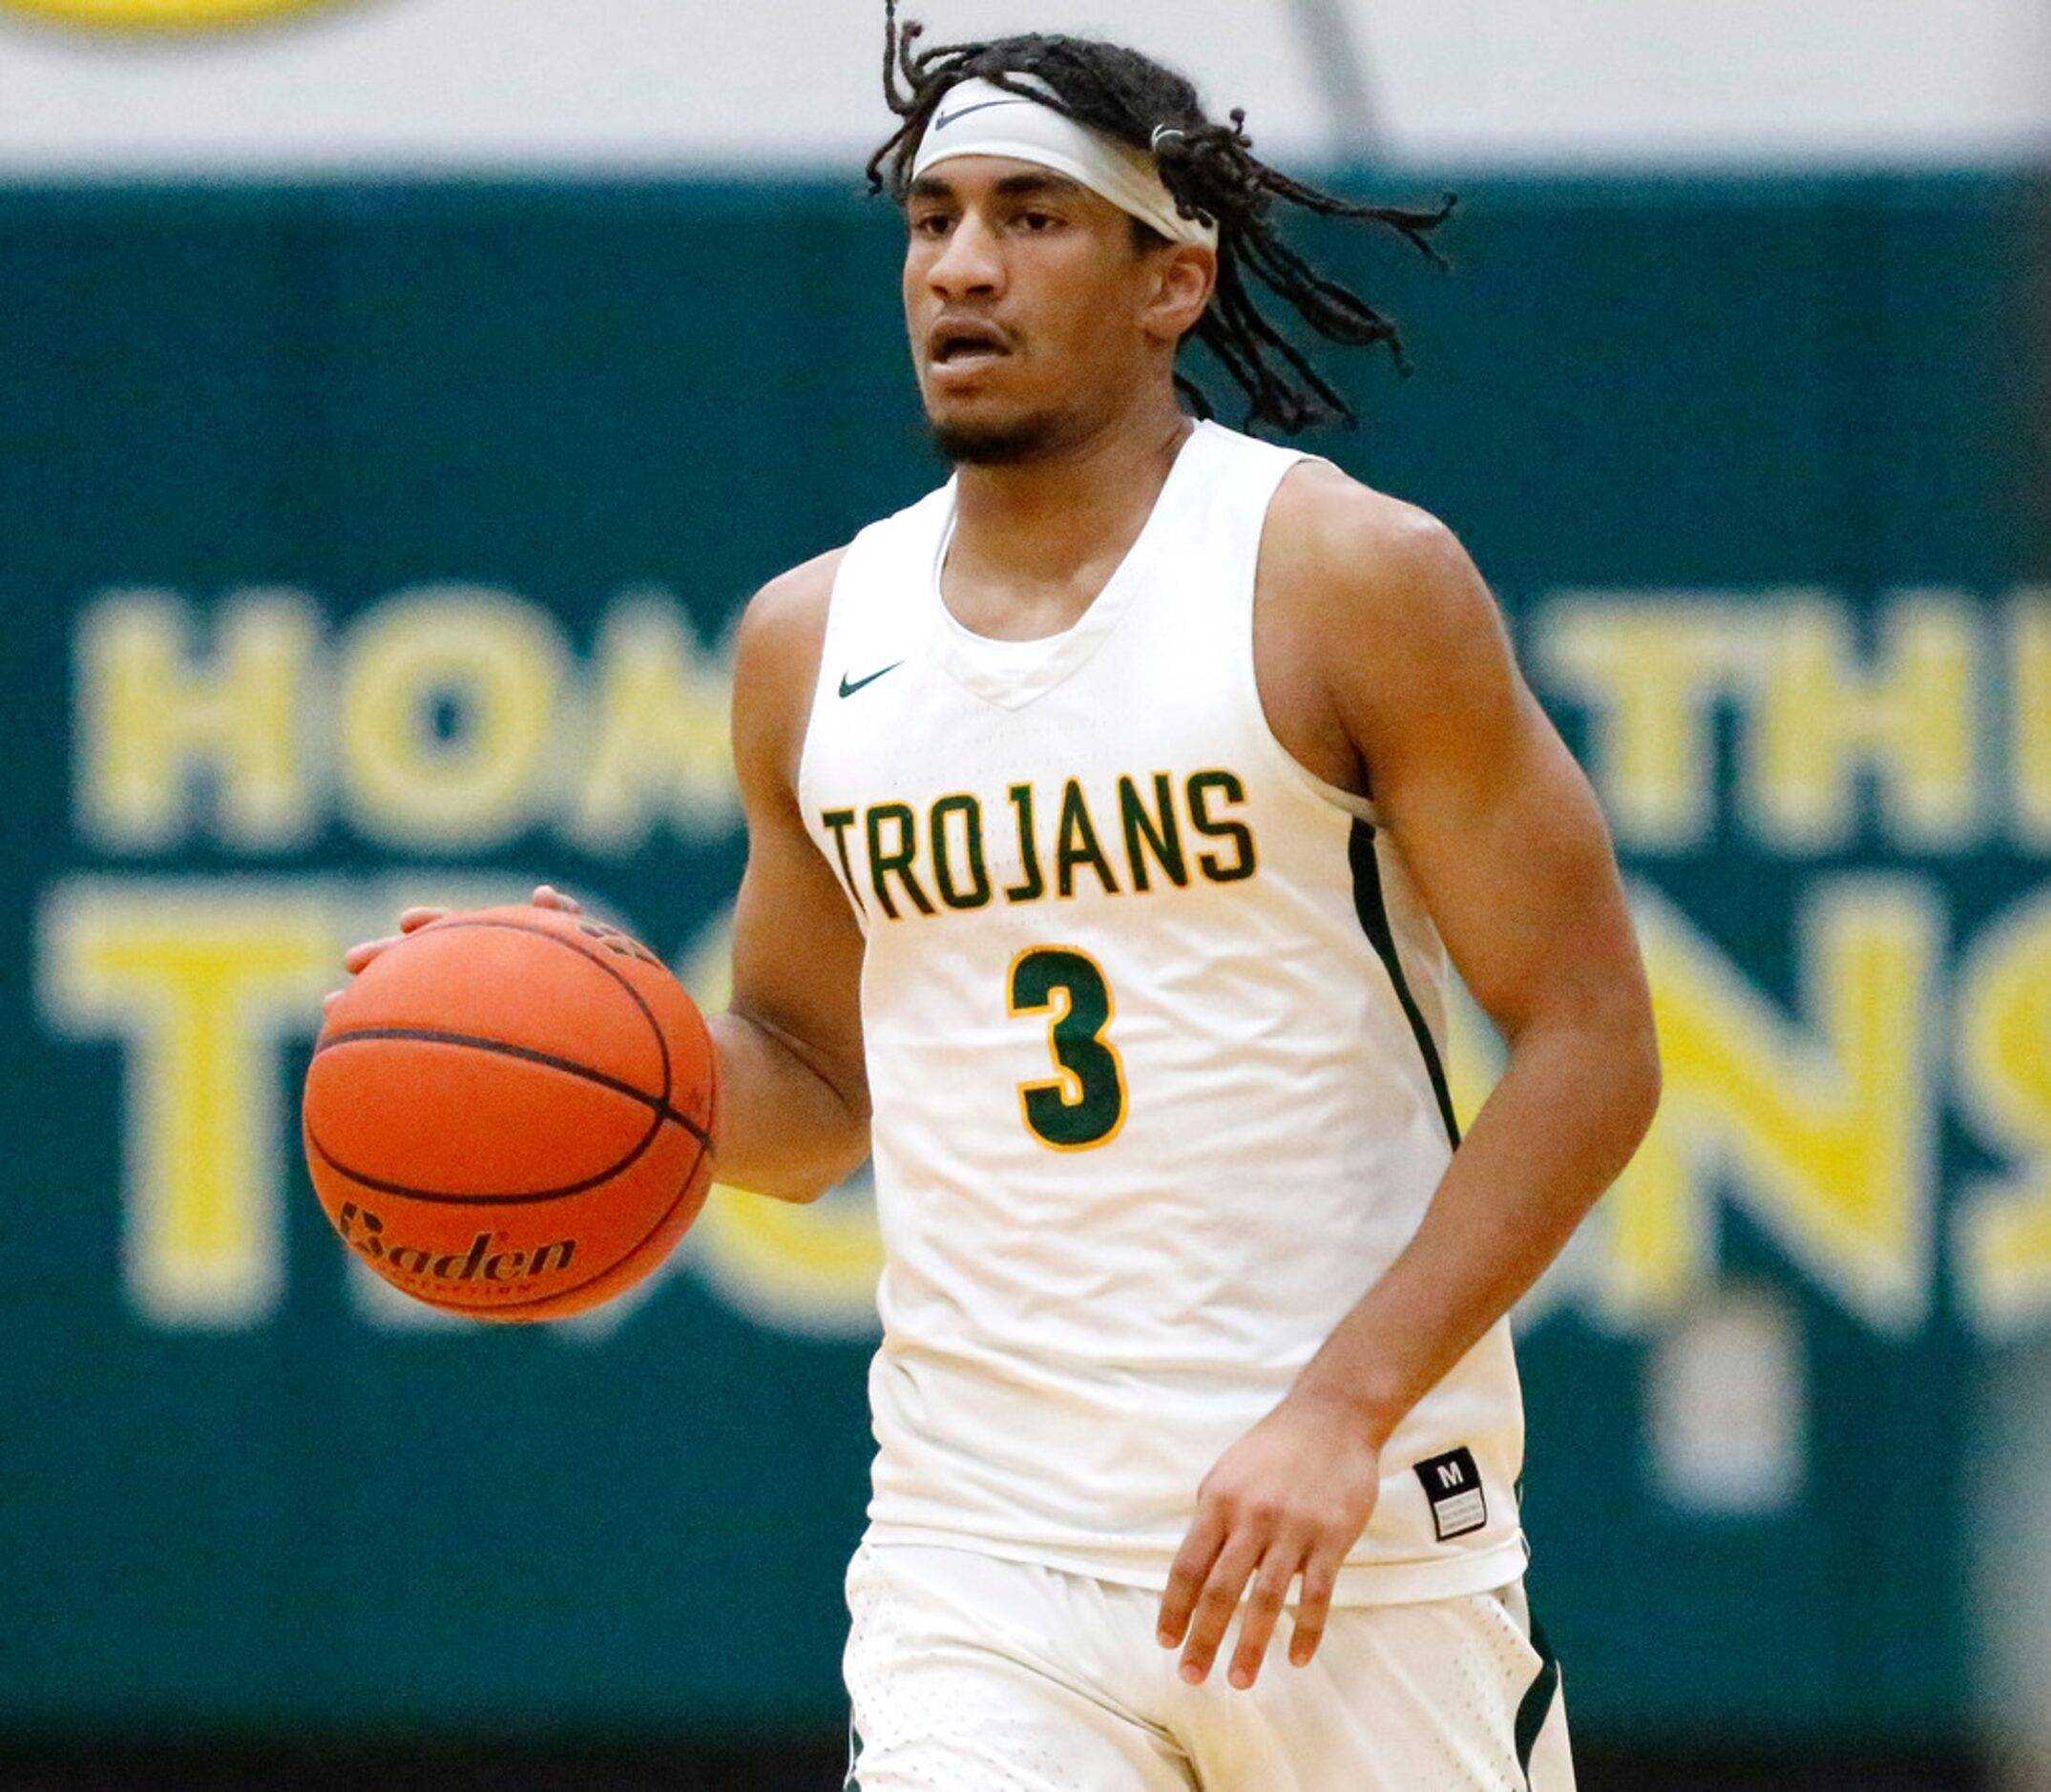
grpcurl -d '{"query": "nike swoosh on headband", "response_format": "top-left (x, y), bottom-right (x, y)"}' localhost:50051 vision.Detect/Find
top-left (932, 96), bottom-right (1029, 133)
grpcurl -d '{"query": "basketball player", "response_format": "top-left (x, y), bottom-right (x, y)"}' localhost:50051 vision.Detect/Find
top-left (343, 12), bottom-right (1658, 1786)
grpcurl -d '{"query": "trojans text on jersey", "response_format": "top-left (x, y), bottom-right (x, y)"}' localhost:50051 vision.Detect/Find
top-left (820, 768), bottom-right (1258, 921)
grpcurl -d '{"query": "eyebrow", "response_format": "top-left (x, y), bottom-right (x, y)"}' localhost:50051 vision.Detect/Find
top-left (907, 170), bottom-right (1091, 204)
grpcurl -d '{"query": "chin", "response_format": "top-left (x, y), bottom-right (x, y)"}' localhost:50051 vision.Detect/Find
top-left (925, 403), bottom-right (1068, 467)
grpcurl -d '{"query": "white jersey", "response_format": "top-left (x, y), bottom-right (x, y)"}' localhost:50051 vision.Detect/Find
top-left (798, 420), bottom-right (1528, 1604)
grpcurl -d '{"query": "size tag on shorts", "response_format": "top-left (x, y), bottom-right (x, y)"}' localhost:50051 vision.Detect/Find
top-left (1413, 1447), bottom-right (1488, 1541)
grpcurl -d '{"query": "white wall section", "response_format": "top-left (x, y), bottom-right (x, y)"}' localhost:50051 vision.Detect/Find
top-left (0, 0), bottom-right (2044, 174)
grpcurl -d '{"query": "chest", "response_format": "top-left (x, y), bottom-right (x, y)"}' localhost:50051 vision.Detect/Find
top-left (803, 614), bottom-right (1266, 926)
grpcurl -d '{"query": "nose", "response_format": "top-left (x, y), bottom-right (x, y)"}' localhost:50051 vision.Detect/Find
top-left (928, 208), bottom-right (1003, 299)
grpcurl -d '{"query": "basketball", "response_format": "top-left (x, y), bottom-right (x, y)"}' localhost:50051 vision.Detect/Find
top-left (303, 905), bottom-right (718, 1323)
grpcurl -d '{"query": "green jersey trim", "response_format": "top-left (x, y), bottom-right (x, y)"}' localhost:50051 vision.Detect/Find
top-left (1348, 819), bottom-right (1462, 1150)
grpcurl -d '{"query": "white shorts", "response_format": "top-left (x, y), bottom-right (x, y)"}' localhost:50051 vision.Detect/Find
top-left (844, 1542), bottom-right (1575, 1792)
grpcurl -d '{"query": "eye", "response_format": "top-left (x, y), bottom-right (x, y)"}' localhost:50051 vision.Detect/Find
top-left (1019, 211), bottom-right (1059, 232)
top-left (910, 212), bottom-right (952, 238)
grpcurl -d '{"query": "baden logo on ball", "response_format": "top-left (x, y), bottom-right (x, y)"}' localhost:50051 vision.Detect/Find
top-left (331, 1203), bottom-right (578, 1287)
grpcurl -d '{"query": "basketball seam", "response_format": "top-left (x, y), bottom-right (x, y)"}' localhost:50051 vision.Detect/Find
top-left (314, 1025), bottom-right (711, 1144)
top-left (415, 915), bottom-right (678, 1106)
top-left (304, 1109), bottom-right (671, 1207)
top-left (307, 1030), bottom-right (671, 1204)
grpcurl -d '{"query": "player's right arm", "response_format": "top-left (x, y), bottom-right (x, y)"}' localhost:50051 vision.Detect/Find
top-left (703, 549), bottom-right (872, 1202)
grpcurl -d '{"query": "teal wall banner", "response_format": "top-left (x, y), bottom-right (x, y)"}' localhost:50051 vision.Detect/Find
top-left (0, 172), bottom-right (2044, 1742)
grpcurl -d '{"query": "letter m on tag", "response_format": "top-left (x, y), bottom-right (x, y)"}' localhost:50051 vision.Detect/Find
top-left (1413, 1447), bottom-right (1488, 1541)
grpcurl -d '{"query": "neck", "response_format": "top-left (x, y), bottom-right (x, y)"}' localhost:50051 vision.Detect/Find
top-left (949, 392), bottom-right (1194, 597)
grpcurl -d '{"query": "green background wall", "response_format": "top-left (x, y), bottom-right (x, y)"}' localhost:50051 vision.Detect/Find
top-left (1, 171), bottom-right (2044, 1745)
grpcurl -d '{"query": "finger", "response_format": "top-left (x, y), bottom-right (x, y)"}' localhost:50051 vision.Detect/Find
top-left (342, 935), bottom-right (401, 975)
top-left (1287, 1546), bottom-right (1343, 1668)
top-left (1228, 1542), bottom-right (1306, 1690)
top-left (533, 884), bottom-right (582, 913)
top-left (397, 906), bottom-right (449, 933)
top-left (1179, 1533), bottom-right (1266, 1685)
top-left (1157, 1505), bottom-right (1230, 1649)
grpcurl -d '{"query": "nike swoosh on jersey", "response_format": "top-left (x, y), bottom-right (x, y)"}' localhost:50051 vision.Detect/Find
top-left (838, 661), bottom-right (905, 698)
top-left (931, 97), bottom-right (1027, 133)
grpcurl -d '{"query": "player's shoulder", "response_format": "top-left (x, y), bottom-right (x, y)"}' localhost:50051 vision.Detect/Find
top-left (734, 473), bottom-right (952, 681)
top-left (1267, 458), bottom-right (1477, 603)
top-left (1264, 455), bottom-right (1500, 663)
top-left (735, 544), bottom-right (849, 669)
top-left (731, 545), bottom-right (850, 791)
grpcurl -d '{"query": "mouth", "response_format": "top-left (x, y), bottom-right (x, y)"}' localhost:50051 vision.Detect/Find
top-left (929, 320), bottom-right (1013, 368)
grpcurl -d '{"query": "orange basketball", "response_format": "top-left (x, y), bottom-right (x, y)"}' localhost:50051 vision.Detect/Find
top-left (303, 905), bottom-right (718, 1323)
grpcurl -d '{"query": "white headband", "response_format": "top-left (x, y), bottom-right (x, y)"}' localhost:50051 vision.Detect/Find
top-left (910, 75), bottom-right (1220, 250)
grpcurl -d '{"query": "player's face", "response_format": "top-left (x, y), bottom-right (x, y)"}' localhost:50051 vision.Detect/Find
top-left (903, 157), bottom-right (1180, 464)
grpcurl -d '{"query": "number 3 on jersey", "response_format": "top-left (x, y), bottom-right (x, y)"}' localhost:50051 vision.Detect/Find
top-left (1008, 947), bottom-right (1128, 1150)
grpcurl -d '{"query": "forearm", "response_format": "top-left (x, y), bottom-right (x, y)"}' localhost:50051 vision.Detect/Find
top-left (1293, 1004), bottom-right (1659, 1444)
top-left (706, 1010), bottom-right (871, 1204)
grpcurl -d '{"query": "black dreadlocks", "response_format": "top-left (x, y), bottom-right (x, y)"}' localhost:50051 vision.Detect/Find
top-left (865, 2), bottom-right (1454, 434)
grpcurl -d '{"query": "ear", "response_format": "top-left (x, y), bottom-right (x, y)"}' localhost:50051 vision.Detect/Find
top-left (1141, 241), bottom-right (1217, 345)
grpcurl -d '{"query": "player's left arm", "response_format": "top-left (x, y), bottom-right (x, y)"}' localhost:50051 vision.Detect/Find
top-left (1159, 482), bottom-right (1661, 1690)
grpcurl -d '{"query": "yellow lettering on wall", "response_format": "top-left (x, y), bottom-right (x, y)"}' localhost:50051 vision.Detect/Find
top-left (38, 880), bottom-right (337, 1327)
top-left (675, 911), bottom-right (882, 1336)
top-left (1537, 596), bottom-right (1760, 849)
top-left (2014, 591), bottom-right (2051, 848)
top-left (1747, 595), bottom-right (1978, 849)
top-left (341, 589), bottom-right (563, 848)
top-left (569, 599), bottom-right (738, 848)
top-left (1601, 881), bottom-right (1939, 1328)
top-left (78, 590), bottom-right (316, 849)
top-left (1956, 890), bottom-right (2051, 1335)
